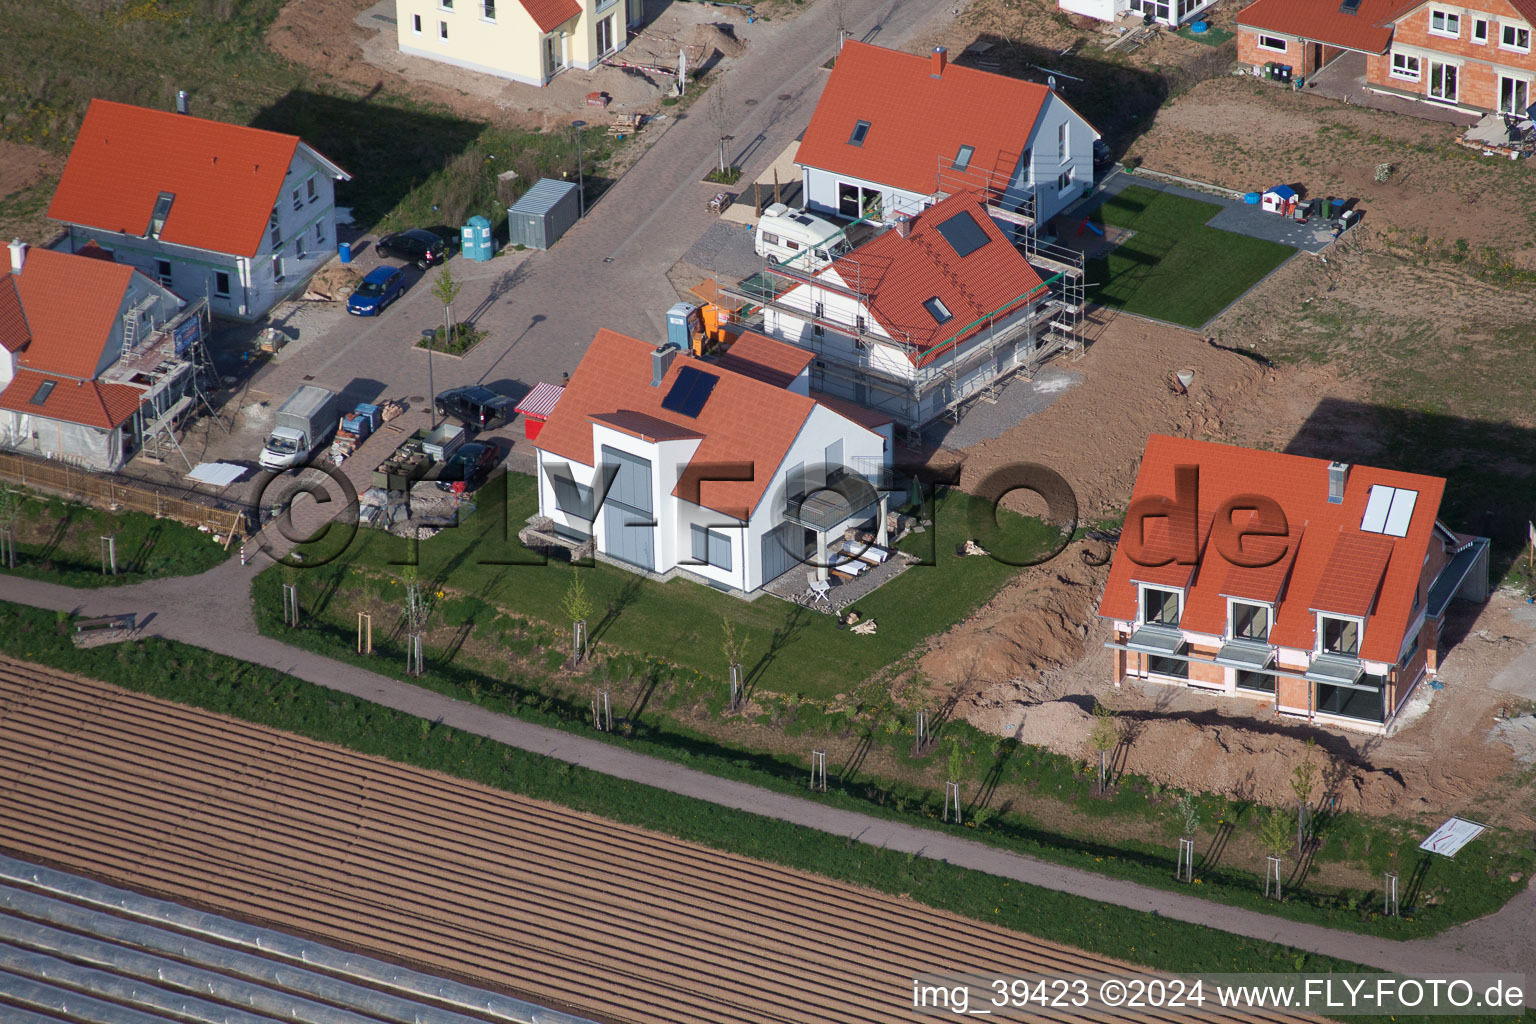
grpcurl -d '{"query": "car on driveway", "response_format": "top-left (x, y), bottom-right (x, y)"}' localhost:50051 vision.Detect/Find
top-left (375, 228), bottom-right (450, 268)
top-left (435, 386), bottom-right (516, 433)
top-left (346, 266), bottom-right (406, 316)
top-left (435, 441), bottom-right (501, 492)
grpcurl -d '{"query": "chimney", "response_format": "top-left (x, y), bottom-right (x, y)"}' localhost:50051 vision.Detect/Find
top-left (651, 345), bottom-right (677, 387)
top-left (7, 239), bottom-right (25, 275)
top-left (894, 214), bottom-right (912, 238)
top-left (931, 46), bottom-right (947, 77)
top-left (176, 90), bottom-right (189, 115)
top-left (1327, 462), bottom-right (1349, 504)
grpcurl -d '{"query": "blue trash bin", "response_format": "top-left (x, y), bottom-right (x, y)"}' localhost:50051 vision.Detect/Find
top-left (338, 241), bottom-right (352, 264)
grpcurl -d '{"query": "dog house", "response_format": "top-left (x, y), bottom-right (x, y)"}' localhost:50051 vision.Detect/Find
top-left (1262, 184), bottom-right (1298, 215)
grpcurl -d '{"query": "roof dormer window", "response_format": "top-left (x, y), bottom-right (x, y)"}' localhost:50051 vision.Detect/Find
top-left (848, 120), bottom-right (870, 146)
top-left (148, 192), bottom-right (175, 239)
top-left (923, 296), bottom-right (953, 323)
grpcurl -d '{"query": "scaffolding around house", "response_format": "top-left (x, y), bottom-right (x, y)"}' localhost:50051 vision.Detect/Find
top-left (101, 298), bottom-right (222, 470)
top-left (932, 155), bottom-right (1037, 231)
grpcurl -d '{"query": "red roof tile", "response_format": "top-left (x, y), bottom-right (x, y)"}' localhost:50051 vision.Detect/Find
top-left (1236, 0), bottom-right (1419, 54)
top-left (795, 41), bottom-right (1058, 197)
top-left (7, 247), bottom-right (136, 379)
top-left (713, 330), bottom-right (813, 389)
top-left (809, 390), bottom-right (895, 430)
top-left (1098, 435), bottom-right (1446, 664)
top-left (534, 329), bottom-right (821, 519)
top-left (0, 275), bottom-right (30, 354)
top-left (520, 0), bottom-right (581, 32)
top-left (589, 410), bottom-right (705, 443)
top-left (48, 100), bottom-right (341, 259)
top-left (802, 192), bottom-right (1046, 365)
top-left (0, 369), bottom-right (141, 429)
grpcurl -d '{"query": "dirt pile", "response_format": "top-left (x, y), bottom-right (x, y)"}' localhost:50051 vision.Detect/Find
top-left (691, 23), bottom-right (746, 59)
top-left (303, 264), bottom-right (361, 301)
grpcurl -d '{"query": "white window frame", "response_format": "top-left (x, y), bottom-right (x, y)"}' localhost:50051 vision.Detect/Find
top-left (1137, 583), bottom-right (1183, 628)
top-left (1315, 612), bottom-right (1365, 657)
top-left (1428, 59), bottom-right (1459, 102)
top-left (1056, 168), bottom-right (1073, 195)
top-left (213, 270), bottom-right (231, 298)
top-left (1472, 16), bottom-right (1488, 43)
top-left (1429, 8), bottom-right (1461, 38)
top-left (1498, 73), bottom-right (1531, 115)
top-left (411, 13), bottom-right (422, 33)
top-left (1226, 598), bottom-right (1274, 643)
top-left (154, 259), bottom-right (172, 288)
top-left (439, 19), bottom-right (449, 38)
top-left (440, 0), bottom-right (453, 9)
top-left (306, 177), bottom-right (317, 203)
top-left (1390, 52), bottom-right (1421, 81)
top-left (1500, 23), bottom-right (1531, 52)
top-left (314, 221), bottom-right (325, 245)
top-left (1057, 121), bottom-right (1068, 162)
top-left (1256, 34), bottom-right (1288, 53)
top-left (482, 0), bottom-right (495, 20)
top-left (291, 188), bottom-right (302, 212)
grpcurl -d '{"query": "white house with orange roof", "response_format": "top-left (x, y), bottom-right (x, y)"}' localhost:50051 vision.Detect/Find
top-left (530, 328), bottom-right (895, 594)
top-left (0, 240), bottom-right (194, 472)
top-left (757, 192), bottom-right (1057, 428)
top-left (794, 42), bottom-right (1101, 232)
top-left (47, 99), bottom-right (350, 322)
top-left (396, 0), bottom-right (636, 86)
top-left (1097, 435), bottom-right (1490, 732)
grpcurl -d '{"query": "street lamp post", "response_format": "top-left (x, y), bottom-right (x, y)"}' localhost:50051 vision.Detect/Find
top-left (421, 329), bottom-right (437, 429)
top-left (571, 120), bottom-right (587, 217)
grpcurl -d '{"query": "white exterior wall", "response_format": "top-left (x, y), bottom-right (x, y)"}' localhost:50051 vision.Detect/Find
top-left (60, 147), bottom-right (340, 322)
top-left (1059, 0), bottom-right (1127, 21)
top-left (1023, 93), bottom-right (1100, 225)
top-left (801, 167), bottom-right (933, 224)
top-left (0, 347), bottom-right (13, 389)
top-left (397, 0), bottom-right (626, 85)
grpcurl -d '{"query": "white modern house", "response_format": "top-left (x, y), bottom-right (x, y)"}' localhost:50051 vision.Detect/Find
top-left (396, 0), bottom-right (639, 86)
top-left (1060, 0), bottom-right (1216, 27)
top-left (530, 329), bottom-right (895, 593)
top-left (47, 99), bottom-right (350, 322)
top-left (794, 41), bottom-right (1101, 233)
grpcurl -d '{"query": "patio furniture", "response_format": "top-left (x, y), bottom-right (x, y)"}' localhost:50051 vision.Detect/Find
top-left (806, 574), bottom-right (832, 608)
top-left (829, 552), bottom-right (869, 577)
top-left (842, 539), bottom-right (891, 563)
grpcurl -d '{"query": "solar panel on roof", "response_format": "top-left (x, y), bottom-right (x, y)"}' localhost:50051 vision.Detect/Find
top-left (1361, 484), bottom-right (1418, 537)
top-left (1383, 489), bottom-right (1417, 537)
top-left (1360, 485), bottom-right (1393, 533)
top-left (660, 365), bottom-right (719, 418)
top-left (934, 210), bottom-right (989, 258)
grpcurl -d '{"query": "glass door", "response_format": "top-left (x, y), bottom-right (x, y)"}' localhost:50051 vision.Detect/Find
top-left (1499, 75), bottom-right (1530, 115)
top-left (1428, 61), bottom-right (1458, 102)
top-left (596, 14), bottom-right (615, 56)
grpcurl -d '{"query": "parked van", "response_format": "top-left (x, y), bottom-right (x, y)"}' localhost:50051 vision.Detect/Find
top-left (754, 204), bottom-right (853, 268)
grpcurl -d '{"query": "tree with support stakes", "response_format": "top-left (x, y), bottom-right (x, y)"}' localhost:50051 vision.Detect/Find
top-left (562, 568), bottom-right (594, 663)
top-left (0, 484), bottom-right (19, 569)
top-left (944, 739), bottom-right (964, 824)
top-left (1175, 791), bottom-right (1199, 883)
top-left (721, 617), bottom-right (750, 713)
top-left (1089, 701), bottom-right (1119, 795)
top-left (280, 563), bottom-right (301, 628)
top-left (1259, 807), bottom-right (1295, 900)
top-left (428, 263), bottom-right (462, 426)
top-left (401, 563), bottom-right (426, 675)
top-left (1290, 737), bottom-right (1319, 852)
top-left (708, 80), bottom-right (734, 177)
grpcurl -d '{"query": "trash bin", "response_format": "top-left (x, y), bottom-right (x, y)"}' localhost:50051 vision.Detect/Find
top-left (1321, 197), bottom-right (1337, 217)
top-left (338, 241), bottom-right (352, 264)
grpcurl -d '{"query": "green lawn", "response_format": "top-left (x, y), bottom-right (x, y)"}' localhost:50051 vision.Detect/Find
top-left (280, 472), bottom-right (1059, 699)
top-left (0, 488), bottom-right (229, 586)
top-left (1087, 185), bottom-right (1295, 328)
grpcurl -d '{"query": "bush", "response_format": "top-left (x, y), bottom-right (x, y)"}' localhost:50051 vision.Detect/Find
top-left (416, 322), bottom-right (486, 356)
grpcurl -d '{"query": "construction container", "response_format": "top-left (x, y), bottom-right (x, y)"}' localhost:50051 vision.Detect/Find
top-left (666, 302), bottom-right (702, 350)
top-left (507, 179), bottom-right (581, 251)
top-left (461, 215), bottom-right (494, 262)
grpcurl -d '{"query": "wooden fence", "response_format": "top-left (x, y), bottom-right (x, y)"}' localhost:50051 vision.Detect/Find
top-left (0, 453), bottom-right (249, 544)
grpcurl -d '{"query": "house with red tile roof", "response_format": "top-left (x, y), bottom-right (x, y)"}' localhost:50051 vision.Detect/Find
top-left (396, 0), bottom-right (634, 86)
top-left (794, 41), bottom-right (1101, 233)
top-left (531, 328), bottom-right (894, 594)
top-left (0, 241), bottom-right (193, 472)
top-left (757, 192), bottom-right (1057, 427)
top-left (1060, 0), bottom-right (1216, 28)
top-left (1097, 436), bottom-right (1490, 732)
top-left (48, 100), bottom-right (350, 322)
top-left (1237, 0), bottom-right (1536, 117)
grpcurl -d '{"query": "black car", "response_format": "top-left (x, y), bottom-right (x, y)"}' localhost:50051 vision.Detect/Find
top-left (375, 228), bottom-right (450, 267)
top-left (435, 385), bottom-right (516, 433)
top-left (1093, 139), bottom-right (1114, 170)
top-left (435, 442), bottom-right (501, 492)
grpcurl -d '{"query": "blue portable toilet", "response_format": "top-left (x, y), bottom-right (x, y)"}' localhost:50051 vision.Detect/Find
top-left (666, 302), bottom-right (701, 350)
top-left (461, 215), bottom-right (494, 262)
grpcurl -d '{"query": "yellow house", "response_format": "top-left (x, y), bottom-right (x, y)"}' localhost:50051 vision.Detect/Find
top-left (397, 0), bottom-right (639, 86)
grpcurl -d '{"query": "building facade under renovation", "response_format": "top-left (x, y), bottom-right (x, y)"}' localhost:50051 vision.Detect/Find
top-left (0, 241), bottom-right (208, 472)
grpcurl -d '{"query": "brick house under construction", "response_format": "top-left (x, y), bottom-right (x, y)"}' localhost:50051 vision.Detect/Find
top-left (1097, 435), bottom-right (1491, 734)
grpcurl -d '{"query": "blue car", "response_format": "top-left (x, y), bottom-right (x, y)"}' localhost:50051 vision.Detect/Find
top-left (346, 266), bottom-right (406, 316)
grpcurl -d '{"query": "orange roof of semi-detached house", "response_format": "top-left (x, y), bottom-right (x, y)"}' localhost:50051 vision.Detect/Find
top-left (519, 0), bottom-right (581, 32)
top-left (534, 329), bottom-right (876, 520)
top-left (48, 99), bottom-right (346, 259)
top-left (0, 369), bottom-right (143, 430)
top-left (1098, 435), bottom-right (1447, 664)
top-left (1236, 0), bottom-right (1420, 53)
top-left (794, 41), bottom-right (1065, 197)
top-left (712, 330), bottom-right (813, 389)
top-left (5, 246), bottom-right (139, 379)
top-left (816, 192), bottom-right (1046, 365)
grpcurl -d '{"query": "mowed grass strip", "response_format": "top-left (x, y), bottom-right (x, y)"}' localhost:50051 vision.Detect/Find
top-left (1087, 184), bottom-right (1294, 328)
top-left (284, 472), bottom-right (1060, 699)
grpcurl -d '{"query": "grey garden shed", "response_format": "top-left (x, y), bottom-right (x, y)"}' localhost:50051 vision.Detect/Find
top-left (506, 179), bottom-right (581, 251)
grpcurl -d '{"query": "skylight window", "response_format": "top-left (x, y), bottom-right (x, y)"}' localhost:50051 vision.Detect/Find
top-left (1360, 485), bottom-right (1418, 538)
top-left (848, 120), bottom-right (871, 147)
top-left (953, 145), bottom-right (974, 171)
top-left (934, 210), bottom-right (990, 258)
top-left (148, 192), bottom-right (175, 239)
top-left (923, 297), bottom-right (953, 323)
top-left (29, 380), bottom-right (55, 406)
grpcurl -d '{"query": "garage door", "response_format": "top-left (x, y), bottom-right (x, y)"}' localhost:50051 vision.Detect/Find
top-left (600, 446), bottom-right (654, 571)
top-left (760, 520), bottom-right (801, 587)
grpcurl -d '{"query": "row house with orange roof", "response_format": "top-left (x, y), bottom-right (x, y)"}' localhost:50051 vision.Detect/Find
top-left (0, 240), bottom-right (192, 472)
top-left (530, 329), bottom-right (895, 594)
top-left (756, 192), bottom-right (1060, 428)
top-left (1097, 436), bottom-right (1490, 732)
top-left (793, 42), bottom-right (1102, 235)
top-left (47, 99), bottom-right (350, 323)
top-left (1237, 0), bottom-right (1536, 117)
